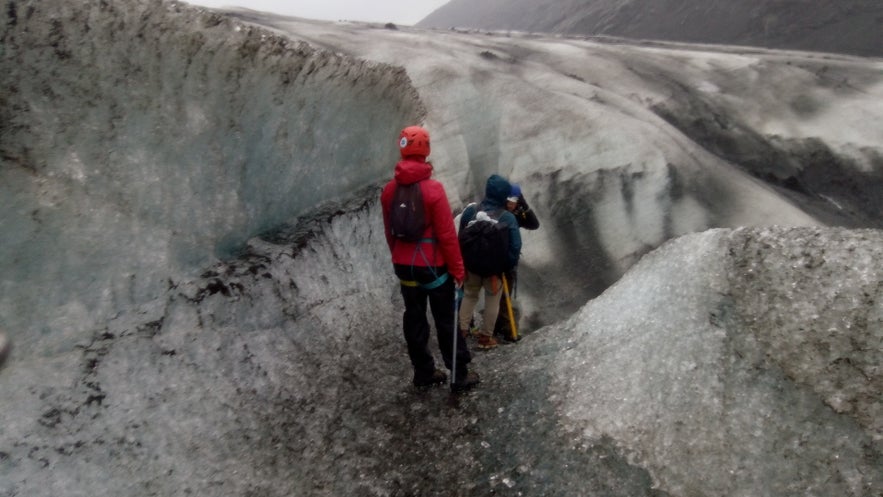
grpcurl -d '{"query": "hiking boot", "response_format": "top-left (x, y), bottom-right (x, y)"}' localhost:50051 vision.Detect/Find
top-left (413, 369), bottom-right (447, 388)
top-left (476, 334), bottom-right (498, 350)
top-left (451, 370), bottom-right (480, 393)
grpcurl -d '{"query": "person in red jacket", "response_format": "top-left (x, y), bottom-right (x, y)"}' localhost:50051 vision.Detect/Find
top-left (381, 125), bottom-right (479, 393)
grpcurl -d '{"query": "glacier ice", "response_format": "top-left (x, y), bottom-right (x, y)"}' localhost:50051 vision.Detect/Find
top-left (1, 1), bottom-right (881, 496)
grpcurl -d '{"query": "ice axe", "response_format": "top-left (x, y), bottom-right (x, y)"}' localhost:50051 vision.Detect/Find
top-left (501, 273), bottom-right (518, 341)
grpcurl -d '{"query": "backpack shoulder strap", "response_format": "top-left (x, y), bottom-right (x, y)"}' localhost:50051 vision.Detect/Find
top-left (483, 206), bottom-right (505, 220)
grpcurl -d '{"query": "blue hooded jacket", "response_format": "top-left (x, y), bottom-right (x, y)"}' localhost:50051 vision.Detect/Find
top-left (459, 174), bottom-right (522, 271)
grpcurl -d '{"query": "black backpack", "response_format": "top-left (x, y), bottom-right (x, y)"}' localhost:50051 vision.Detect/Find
top-left (389, 181), bottom-right (427, 242)
top-left (459, 207), bottom-right (510, 276)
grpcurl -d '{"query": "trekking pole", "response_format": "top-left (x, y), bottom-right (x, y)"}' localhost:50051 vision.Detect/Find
top-left (501, 273), bottom-right (518, 341)
top-left (451, 284), bottom-right (463, 388)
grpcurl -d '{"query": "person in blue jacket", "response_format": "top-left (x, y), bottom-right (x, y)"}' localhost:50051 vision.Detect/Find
top-left (493, 182), bottom-right (540, 341)
top-left (457, 175), bottom-right (522, 349)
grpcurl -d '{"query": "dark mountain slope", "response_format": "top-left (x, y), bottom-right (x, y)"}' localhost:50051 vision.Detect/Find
top-left (418, 0), bottom-right (883, 57)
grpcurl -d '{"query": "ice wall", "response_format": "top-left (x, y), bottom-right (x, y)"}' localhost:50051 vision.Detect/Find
top-left (0, 194), bottom-right (405, 497)
top-left (549, 227), bottom-right (882, 496)
top-left (0, 0), bottom-right (423, 352)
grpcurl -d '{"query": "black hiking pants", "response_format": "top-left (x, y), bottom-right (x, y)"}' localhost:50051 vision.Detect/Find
top-left (395, 264), bottom-right (472, 382)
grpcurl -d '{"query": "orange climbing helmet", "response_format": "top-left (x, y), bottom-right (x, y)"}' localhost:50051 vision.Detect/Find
top-left (398, 126), bottom-right (430, 159)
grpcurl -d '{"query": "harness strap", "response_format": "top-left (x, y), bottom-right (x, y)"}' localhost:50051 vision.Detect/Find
top-left (395, 237), bottom-right (435, 246)
top-left (399, 272), bottom-right (449, 290)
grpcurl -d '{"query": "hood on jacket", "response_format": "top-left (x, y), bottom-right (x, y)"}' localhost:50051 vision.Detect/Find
top-left (393, 158), bottom-right (433, 185)
top-left (483, 174), bottom-right (512, 207)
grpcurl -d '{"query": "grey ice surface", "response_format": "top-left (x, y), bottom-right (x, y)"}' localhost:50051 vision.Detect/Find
top-left (1, 1), bottom-right (881, 496)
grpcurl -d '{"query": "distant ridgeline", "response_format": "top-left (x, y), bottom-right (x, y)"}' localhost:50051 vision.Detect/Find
top-left (419, 0), bottom-right (883, 58)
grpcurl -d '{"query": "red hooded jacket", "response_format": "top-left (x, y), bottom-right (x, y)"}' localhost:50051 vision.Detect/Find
top-left (381, 158), bottom-right (465, 282)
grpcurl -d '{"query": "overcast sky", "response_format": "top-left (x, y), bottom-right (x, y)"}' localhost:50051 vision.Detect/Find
top-left (183, 0), bottom-right (450, 25)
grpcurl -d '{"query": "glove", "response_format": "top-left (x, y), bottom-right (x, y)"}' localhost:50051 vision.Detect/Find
top-left (517, 194), bottom-right (530, 211)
